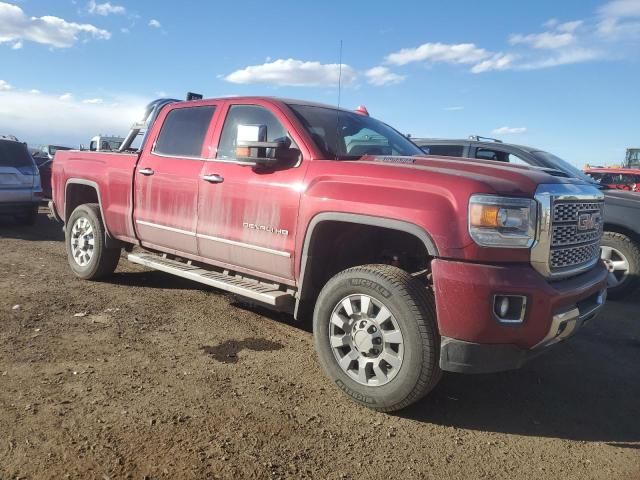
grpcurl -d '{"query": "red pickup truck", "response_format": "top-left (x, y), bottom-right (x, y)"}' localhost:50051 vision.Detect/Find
top-left (50, 96), bottom-right (608, 411)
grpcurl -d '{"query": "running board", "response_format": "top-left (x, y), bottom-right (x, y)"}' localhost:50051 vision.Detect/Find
top-left (127, 252), bottom-right (295, 312)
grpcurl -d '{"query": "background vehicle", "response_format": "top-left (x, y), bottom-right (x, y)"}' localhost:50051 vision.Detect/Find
top-left (415, 136), bottom-right (640, 298)
top-left (584, 168), bottom-right (640, 192)
top-left (84, 135), bottom-right (124, 152)
top-left (0, 137), bottom-right (43, 224)
top-left (50, 97), bottom-right (607, 411)
top-left (624, 148), bottom-right (640, 169)
top-left (32, 145), bottom-right (74, 199)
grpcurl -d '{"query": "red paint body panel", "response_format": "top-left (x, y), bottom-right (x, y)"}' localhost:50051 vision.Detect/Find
top-left (52, 96), bottom-right (607, 352)
top-left (432, 258), bottom-right (607, 348)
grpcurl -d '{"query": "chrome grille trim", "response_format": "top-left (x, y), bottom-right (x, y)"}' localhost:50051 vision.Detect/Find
top-left (531, 184), bottom-right (604, 279)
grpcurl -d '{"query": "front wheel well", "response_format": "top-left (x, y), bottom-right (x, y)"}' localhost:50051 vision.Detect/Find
top-left (296, 220), bottom-right (433, 319)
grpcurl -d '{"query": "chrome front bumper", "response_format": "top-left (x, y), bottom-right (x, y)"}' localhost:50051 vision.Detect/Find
top-left (534, 289), bottom-right (607, 349)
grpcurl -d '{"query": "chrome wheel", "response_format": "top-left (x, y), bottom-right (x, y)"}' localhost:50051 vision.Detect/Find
top-left (601, 246), bottom-right (630, 288)
top-left (70, 216), bottom-right (95, 267)
top-left (329, 294), bottom-right (404, 386)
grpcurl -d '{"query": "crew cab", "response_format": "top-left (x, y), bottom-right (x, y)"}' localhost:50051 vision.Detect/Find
top-left (50, 97), bottom-right (607, 411)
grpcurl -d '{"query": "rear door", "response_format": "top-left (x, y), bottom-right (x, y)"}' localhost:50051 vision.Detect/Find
top-left (195, 101), bottom-right (310, 283)
top-left (0, 140), bottom-right (35, 203)
top-left (133, 103), bottom-right (219, 255)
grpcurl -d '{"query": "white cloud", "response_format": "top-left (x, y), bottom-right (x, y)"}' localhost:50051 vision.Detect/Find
top-left (517, 48), bottom-right (602, 70)
top-left (597, 0), bottom-right (640, 37)
top-left (509, 31), bottom-right (575, 49)
top-left (29, 89), bottom-right (40, 94)
top-left (386, 42), bottom-right (490, 66)
top-left (82, 98), bottom-right (103, 104)
top-left (471, 53), bottom-right (516, 73)
top-left (365, 66), bottom-right (405, 86)
top-left (557, 20), bottom-right (584, 33)
top-left (0, 88), bottom-right (147, 147)
top-left (148, 19), bottom-right (161, 28)
top-left (600, 0), bottom-right (640, 18)
top-left (224, 58), bottom-right (357, 87)
top-left (0, 2), bottom-right (110, 48)
top-left (444, 106), bottom-right (464, 111)
top-left (10, 39), bottom-right (21, 49)
top-left (59, 93), bottom-right (73, 101)
top-left (492, 126), bottom-right (527, 135)
top-left (0, 79), bottom-right (12, 91)
top-left (87, 1), bottom-right (125, 16)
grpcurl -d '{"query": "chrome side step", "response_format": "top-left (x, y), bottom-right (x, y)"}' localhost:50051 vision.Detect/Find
top-left (127, 252), bottom-right (295, 312)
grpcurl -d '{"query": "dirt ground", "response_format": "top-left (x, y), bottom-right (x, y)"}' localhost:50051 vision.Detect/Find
top-left (1, 209), bottom-right (639, 480)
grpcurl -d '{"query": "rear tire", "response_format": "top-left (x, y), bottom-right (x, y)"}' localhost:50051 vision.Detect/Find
top-left (65, 203), bottom-right (120, 280)
top-left (601, 231), bottom-right (640, 299)
top-left (313, 264), bottom-right (441, 412)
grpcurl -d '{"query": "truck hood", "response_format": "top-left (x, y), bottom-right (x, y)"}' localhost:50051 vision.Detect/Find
top-left (357, 155), bottom-right (586, 197)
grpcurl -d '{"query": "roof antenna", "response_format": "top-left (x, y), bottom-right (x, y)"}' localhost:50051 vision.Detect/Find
top-left (335, 39), bottom-right (343, 161)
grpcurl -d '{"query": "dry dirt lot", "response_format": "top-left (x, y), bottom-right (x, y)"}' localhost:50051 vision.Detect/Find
top-left (1, 210), bottom-right (639, 480)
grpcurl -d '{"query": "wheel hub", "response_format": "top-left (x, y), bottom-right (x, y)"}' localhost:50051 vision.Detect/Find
top-left (351, 319), bottom-right (383, 357)
top-left (70, 216), bottom-right (95, 267)
top-left (329, 294), bottom-right (405, 387)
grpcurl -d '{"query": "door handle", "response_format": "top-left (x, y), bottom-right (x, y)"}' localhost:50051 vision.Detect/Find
top-left (201, 174), bottom-right (224, 184)
top-left (139, 168), bottom-right (155, 176)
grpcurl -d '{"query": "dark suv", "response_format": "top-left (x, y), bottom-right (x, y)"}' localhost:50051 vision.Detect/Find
top-left (0, 137), bottom-right (43, 224)
top-left (414, 136), bottom-right (640, 299)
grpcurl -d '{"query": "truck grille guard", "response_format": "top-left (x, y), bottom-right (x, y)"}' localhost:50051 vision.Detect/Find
top-left (531, 184), bottom-right (605, 279)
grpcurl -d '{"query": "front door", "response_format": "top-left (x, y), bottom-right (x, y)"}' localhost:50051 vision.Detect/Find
top-left (134, 104), bottom-right (217, 255)
top-left (196, 102), bottom-right (309, 283)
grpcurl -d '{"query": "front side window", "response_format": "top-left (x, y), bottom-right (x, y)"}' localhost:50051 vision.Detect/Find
top-left (288, 104), bottom-right (422, 159)
top-left (154, 106), bottom-right (216, 157)
top-left (476, 148), bottom-right (509, 162)
top-left (421, 145), bottom-right (464, 157)
top-left (217, 105), bottom-right (290, 160)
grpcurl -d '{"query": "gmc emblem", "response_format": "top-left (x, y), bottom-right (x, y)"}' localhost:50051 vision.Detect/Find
top-left (577, 212), bottom-right (602, 231)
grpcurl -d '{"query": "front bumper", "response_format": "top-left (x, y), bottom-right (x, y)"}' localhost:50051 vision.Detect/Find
top-left (439, 289), bottom-right (606, 373)
top-left (431, 258), bottom-right (608, 374)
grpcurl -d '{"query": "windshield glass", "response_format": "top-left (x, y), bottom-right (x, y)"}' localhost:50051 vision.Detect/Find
top-left (0, 140), bottom-right (33, 168)
top-left (288, 104), bottom-right (422, 159)
top-left (531, 151), bottom-right (597, 184)
top-left (626, 149), bottom-right (640, 168)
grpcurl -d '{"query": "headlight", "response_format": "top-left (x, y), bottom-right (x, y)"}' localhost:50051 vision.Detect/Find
top-left (468, 195), bottom-right (537, 248)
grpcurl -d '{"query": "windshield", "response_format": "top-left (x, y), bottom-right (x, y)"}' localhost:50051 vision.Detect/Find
top-left (0, 140), bottom-right (34, 168)
top-left (288, 104), bottom-right (422, 159)
top-left (626, 149), bottom-right (640, 168)
top-left (531, 151), bottom-right (597, 184)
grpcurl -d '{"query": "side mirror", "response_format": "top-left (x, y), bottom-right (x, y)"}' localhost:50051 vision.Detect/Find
top-left (235, 124), bottom-right (291, 166)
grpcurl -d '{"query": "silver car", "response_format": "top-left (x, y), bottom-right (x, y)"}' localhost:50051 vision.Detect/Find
top-left (0, 136), bottom-right (43, 225)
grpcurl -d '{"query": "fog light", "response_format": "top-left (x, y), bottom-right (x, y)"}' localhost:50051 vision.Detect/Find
top-left (493, 295), bottom-right (527, 324)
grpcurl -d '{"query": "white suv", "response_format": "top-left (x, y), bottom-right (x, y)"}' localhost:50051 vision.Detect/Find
top-left (0, 137), bottom-right (43, 225)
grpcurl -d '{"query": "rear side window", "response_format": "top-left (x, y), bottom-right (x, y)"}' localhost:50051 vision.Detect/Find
top-left (154, 106), bottom-right (216, 157)
top-left (0, 141), bottom-right (33, 168)
top-left (421, 145), bottom-right (464, 157)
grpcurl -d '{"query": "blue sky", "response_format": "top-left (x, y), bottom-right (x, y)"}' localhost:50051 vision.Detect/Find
top-left (0, 0), bottom-right (639, 166)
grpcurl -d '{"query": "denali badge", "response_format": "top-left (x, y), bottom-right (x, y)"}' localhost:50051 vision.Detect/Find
top-left (577, 212), bottom-right (602, 231)
top-left (243, 222), bottom-right (289, 236)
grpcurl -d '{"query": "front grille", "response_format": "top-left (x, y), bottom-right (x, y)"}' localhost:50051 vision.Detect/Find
top-left (549, 200), bottom-right (603, 272)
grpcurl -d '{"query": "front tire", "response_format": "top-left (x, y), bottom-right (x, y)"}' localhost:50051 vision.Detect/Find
top-left (65, 203), bottom-right (120, 280)
top-left (313, 264), bottom-right (441, 412)
top-left (601, 231), bottom-right (640, 299)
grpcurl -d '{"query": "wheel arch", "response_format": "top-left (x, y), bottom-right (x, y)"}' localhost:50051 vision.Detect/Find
top-left (294, 212), bottom-right (438, 320)
top-left (64, 179), bottom-right (121, 248)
